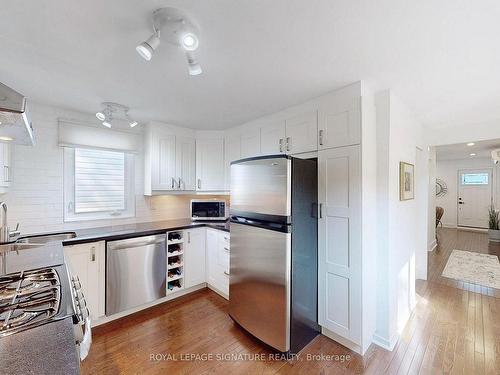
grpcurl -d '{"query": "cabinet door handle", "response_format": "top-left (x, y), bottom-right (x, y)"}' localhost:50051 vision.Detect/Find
top-left (188, 232), bottom-right (191, 244)
top-left (286, 137), bottom-right (291, 152)
top-left (319, 129), bottom-right (324, 146)
top-left (279, 138), bottom-right (283, 153)
top-left (224, 247), bottom-right (230, 252)
top-left (3, 166), bottom-right (8, 183)
top-left (91, 247), bottom-right (96, 262)
top-left (319, 203), bottom-right (323, 219)
top-left (224, 271), bottom-right (230, 276)
top-left (171, 177), bottom-right (175, 189)
top-left (178, 177), bottom-right (182, 190)
top-left (197, 179), bottom-right (201, 189)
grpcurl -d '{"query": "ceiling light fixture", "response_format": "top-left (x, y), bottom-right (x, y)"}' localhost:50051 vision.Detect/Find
top-left (467, 142), bottom-right (475, 146)
top-left (136, 33), bottom-right (161, 61)
top-left (136, 7), bottom-right (202, 75)
top-left (0, 136), bottom-right (13, 141)
top-left (470, 153), bottom-right (476, 156)
top-left (186, 52), bottom-right (202, 76)
top-left (96, 102), bottom-right (139, 128)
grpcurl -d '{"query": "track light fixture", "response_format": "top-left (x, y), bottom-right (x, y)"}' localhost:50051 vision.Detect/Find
top-left (136, 7), bottom-right (202, 75)
top-left (95, 103), bottom-right (139, 128)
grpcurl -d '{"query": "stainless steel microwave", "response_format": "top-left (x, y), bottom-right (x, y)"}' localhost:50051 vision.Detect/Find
top-left (190, 200), bottom-right (228, 221)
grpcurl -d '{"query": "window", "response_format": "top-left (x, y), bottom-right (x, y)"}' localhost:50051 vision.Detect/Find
top-left (461, 173), bottom-right (489, 185)
top-left (64, 148), bottom-right (135, 221)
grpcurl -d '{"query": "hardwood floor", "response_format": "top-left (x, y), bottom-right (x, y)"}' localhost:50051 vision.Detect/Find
top-left (430, 227), bottom-right (500, 297)
top-left (82, 229), bottom-right (500, 374)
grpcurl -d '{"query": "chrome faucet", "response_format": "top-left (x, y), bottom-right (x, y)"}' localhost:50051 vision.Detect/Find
top-left (0, 202), bottom-right (20, 244)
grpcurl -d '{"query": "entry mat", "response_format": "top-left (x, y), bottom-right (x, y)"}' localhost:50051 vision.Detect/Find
top-left (442, 249), bottom-right (500, 290)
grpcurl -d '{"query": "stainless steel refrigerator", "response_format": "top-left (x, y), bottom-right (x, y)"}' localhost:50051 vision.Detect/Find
top-left (229, 155), bottom-right (319, 354)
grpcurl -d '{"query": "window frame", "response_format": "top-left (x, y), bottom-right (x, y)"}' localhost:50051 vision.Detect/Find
top-left (460, 172), bottom-right (489, 186)
top-left (63, 147), bottom-right (136, 222)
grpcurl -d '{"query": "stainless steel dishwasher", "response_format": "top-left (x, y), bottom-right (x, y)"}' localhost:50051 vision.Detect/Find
top-left (106, 234), bottom-right (166, 315)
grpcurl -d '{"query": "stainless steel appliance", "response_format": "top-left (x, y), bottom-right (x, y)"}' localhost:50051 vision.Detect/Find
top-left (229, 155), bottom-right (318, 354)
top-left (0, 82), bottom-right (35, 145)
top-left (191, 199), bottom-right (227, 221)
top-left (0, 265), bottom-right (91, 360)
top-left (106, 234), bottom-right (167, 315)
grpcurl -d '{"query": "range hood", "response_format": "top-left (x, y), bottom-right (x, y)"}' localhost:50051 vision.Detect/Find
top-left (0, 82), bottom-right (35, 145)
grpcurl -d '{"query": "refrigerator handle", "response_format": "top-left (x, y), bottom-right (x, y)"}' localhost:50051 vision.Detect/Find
top-left (319, 203), bottom-right (323, 219)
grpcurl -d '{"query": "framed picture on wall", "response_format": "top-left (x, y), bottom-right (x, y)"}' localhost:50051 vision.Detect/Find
top-left (399, 161), bottom-right (414, 200)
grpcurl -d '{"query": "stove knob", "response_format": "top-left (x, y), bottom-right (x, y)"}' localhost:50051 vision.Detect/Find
top-left (73, 279), bottom-right (82, 290)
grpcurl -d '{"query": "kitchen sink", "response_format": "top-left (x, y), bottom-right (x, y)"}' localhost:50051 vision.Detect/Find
top-left (16, 232), bottom-right (77, 244)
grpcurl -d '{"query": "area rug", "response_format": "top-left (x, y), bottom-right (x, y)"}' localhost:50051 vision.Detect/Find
top-left (442, 249), bottom-right (500, 289)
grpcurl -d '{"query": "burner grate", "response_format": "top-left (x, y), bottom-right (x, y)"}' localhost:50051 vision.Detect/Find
top-left (0, 268), bottom-right (61, 336)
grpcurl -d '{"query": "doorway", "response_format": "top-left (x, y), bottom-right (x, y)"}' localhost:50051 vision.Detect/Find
top-left (457, 168), bottom-right (492, 228)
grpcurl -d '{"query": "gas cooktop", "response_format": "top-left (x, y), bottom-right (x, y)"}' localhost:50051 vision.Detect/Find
top-left (0, 268), bottom-right (61, 336)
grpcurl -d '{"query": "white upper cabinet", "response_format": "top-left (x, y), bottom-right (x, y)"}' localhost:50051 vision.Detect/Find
top-left (184, 228), bottom-right (206, 289)
top-left (318, 97), bottom-right (361, 149)
top-left (224, 134), bottom-right (241, 191)
top-left (284, 110), bottom-right (318, 154)
top-left (175, 136), bottom-right (196, 191)
top-left (260, 121), bottom-right (286, 155)
top-left (0, 143), bottom-right (12, 190)
top-left (196, 138), bottom-right (225, 191)
top-left (240, 128), bottom-right (261, 158)
top-left (144, 123), bottom-right (196, 194)
top-left (152, 131), bottom-right (177, 191)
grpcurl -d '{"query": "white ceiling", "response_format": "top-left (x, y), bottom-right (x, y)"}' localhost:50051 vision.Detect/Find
top-left (1, 0), bottom-right (500, 129)
top-left (436, 139), bottom-right (500, 161)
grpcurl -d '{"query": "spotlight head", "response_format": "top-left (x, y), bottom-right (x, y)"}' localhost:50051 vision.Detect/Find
top-left (129, 120), bottom-right (138, 128)
top-left (181, 33), bottom-right (199, 51)
top-left (95, 112), bottom-right (105, 121)
top-left (186, 52), bottom-right (202, 76)
top-left (102, 121), bottom-right (112, 128)
top-left (136, 33), bottom-right (160, 61)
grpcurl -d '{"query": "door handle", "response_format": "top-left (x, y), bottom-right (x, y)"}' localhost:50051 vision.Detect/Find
top-left (319, 203), bottom-right (323, 219)
top-left (279, 138), bottom-right (283, 153)
top-left (187, 231), bottom-right (191, 244)
top-left (91, 247), bottom-right (96, 262)
top-left (197, 179), bottom-right (201, 189)
top-left (286, 137), bottom-right (291, 152)
top-left (319, 130), bottom-right (324, 146)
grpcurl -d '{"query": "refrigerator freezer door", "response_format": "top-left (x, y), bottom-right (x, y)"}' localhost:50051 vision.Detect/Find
top-left (229, 221), bottom-right (291, 352)
top-left (230, 156), bottom-right (291, 220)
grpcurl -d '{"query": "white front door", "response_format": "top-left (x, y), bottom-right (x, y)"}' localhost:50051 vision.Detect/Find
top-left (457, 169), bottom-right (492, 228)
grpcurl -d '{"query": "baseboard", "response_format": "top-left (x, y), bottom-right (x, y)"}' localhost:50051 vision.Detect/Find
top-left (207, 284), bottom-right (229, 300)
top-left (321, 327), bottom-right (362, 354)
top-left (92, 283), bottom-right (207, 327)
top-left (428, 239), bottom-right (437, 252)
top-left (457, 226), bottom-right (488, 233)
top-left (372, 332), bottom-right (399, 351)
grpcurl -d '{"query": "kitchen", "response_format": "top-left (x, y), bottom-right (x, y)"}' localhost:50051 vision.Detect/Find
top-left (2, 2), bottom-right (499, 375)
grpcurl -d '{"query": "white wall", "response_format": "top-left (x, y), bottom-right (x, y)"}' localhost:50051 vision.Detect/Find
top-left (2, 102), bottom-right (225, 234)
top-left (427, 147), bottom-right (437, 251)
top-left (374, 90), bottom-right (427, 350)
top-left (435, 157), bottom-right (499, 227)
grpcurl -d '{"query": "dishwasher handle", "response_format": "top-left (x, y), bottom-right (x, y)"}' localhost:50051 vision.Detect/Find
top-left (107, 234), bottom-right (166, 251)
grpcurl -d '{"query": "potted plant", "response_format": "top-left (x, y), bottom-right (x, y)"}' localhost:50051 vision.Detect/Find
top-left (488, 205), bottom-right (500, 242)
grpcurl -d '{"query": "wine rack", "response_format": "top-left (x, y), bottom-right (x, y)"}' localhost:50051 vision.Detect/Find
top-left (166, 230), bottom-right (185, 294)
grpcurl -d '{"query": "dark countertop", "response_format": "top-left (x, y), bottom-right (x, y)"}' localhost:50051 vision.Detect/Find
top-left (0, 317), bottom-right (80, 375)
top-left (64, 218), bottom-right (230, 246)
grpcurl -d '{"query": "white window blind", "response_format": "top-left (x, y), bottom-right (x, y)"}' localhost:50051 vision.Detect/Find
top-left (74, 148), bottom-right (126, 213)
top-left (64, 147), bottom-right (135, 222)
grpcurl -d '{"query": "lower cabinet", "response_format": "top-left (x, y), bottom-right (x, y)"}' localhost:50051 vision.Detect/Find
top-left (206, 229), bottom-right (229, 298)
top-left (184, 228), bottom-right (206, 289)
top-left (63, 241), bottom-right (106, 322)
